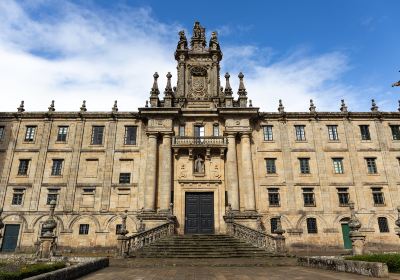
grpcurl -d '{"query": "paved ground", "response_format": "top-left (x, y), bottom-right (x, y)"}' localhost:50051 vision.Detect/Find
top-left (80, 266), bottom-right (393, 280)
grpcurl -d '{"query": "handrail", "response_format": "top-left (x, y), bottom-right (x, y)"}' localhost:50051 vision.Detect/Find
top-left (172, 136), bottom-right (227, 145)
top-left (125, 221), bottom-right (175, 256)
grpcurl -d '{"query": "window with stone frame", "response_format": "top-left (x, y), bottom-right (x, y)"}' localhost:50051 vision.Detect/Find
top-left (377, 217), bottom-right (389, 233)
top-left (11, 189), bottom-right (24, 205)
top-left (306, 217), bottom-right (318, 233)
top-left (79, 224), bottom-right (90, 235)
top-left (365, 157), bottom-right (378, 174)
top-left (119, 173), bottom-right (131, 184)
top-left (360, 125), bottom-right (371, 140)
top-left (327, 125), bottom-right (339, 141)
top-left (213, 124), bottom-right (219, 137)
top-left (116, 224), bottom-right (122, 235)
top-left (24, 126), bottom-right (36, 142)
top-left (51, 159), bottom-right (64, 176)
top-left (295, 125), bottom-right (306, 141)
top-left (268, 188), bottom-right (280, 207)
top-left (372, 187), bottom-right (385, 206)
top-left (91, 126), bottom-right (104, 145)
top-left (265, 158), bottom-right (277, 174)
top-left (302, 188), bottom-right (315, 207)
top-left (18, 159), bottom-right (30, 176)
top-left (337, 188), bottom-right (349, 206)
top-left (46, 189), bottom-right (59, 205)
top-left (124, 126), bottom-right (137, 145)
top-left (390, 125), bottom-right (400, 140)
top-left (263, 125), bottom-right (273, 141)
top-left (0, 126), bottom-right (5, 141)
top-left (299, 158), bottom-right (310, 174)
top-left (179, 125), bottom-right (185, 136)
top-left (270, 217), bottom-right (280, 233)
top-left (56, 126), bottom-right (68, 142)
top-left (332, 158), bottom-right (344, 174)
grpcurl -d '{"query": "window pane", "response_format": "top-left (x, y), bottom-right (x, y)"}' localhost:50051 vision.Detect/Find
top-left (91, 126), bottom-right (104, 145)
top-left (268, 189), bottom-right (280, 206)
top-left (333, 158), bottom-right (344, 174)
top-left (25, 126), bottom-right (36, 141)
top-left (47, 193), bottom-right (58, 205)
top-left (18, 159), bottom-right (29, 175)
top-left (372, 188), bottom-right (385, 205)
top-left (179, 125), bottom-right (185, 136)
top-left (124, 126), bottom-right (137, 145)
top-left (360, 125), bottom-right (371, 140)
top-left (57, 126), bottom-right (68, 142)
top-left (213, 125), bottom-right (219, 137)
top-left (266, 159), bottom-right (276, 174)
top-left (263, 126), bottom-right (273, 141)
top-left (119, 173), bottom-right (131, 184)
top-left (328, 125), bottom-right (339, 140)
top-left (79, 224), bottom-right (90, 235)
top-left (295, 125), bottom-right (306, 141)
top-left (116, 224), bottom-right (122, 235)
top-left (307, 218), bottom-right (318, 233)
top-left (299, 158), bottom-right (310, 174)
top-left (337, 188), bottom-right (349, 206)
top-left (12, 193), bottom-right (23, 205)
top-left (270, 217), bottom-right (280, 233)
top-left (51, 159), bottom-right (63, 176)
top-left (366, 158), bottom-right (377, 174)
top-left (378, 217), bottom-right (389, 233)
top-left (303, 188), bottom-right (315, 206)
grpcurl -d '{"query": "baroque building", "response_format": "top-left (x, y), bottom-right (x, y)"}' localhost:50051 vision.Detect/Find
top-left (1, 22), bottom-right (400, 254)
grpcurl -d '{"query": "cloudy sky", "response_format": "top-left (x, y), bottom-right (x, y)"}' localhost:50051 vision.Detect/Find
top-left (0, 0), bottom-right (399, 112)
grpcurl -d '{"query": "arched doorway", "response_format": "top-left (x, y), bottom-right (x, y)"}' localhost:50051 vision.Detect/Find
top-left (340, 217), bottom-right (352, 249)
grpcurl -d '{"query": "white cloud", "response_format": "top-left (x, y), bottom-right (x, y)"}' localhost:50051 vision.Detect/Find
top-left (0, 0), bottom-right (377, 112)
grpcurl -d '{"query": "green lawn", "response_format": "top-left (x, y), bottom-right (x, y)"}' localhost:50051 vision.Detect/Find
top-left (0, 261), bottom-right (65, 280)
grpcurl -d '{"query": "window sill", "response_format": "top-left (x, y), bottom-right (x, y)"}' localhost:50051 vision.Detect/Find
top-left (328, 140), bottom-right (340, 143)
top-left (263, 140), bottom-right (275, 143)
top-left (295, 140), bottom-right (307, 143)
top-left (16, 175), bottom-right (29, 178)
top-left (304, 205), bottom-right (316, 207)
top-left (55, 141), bottom-right (67, 144)
top-left (50, 175), bottom-right (63, 178)
top-left (268, 205), bottom-right (280, 207)
top-left (193, 173), bottom-right (205, 177)
top-left (339, 204), bottom-right (349, 207)
top-left (299, 173), bottom-right (312, 177)
top-left (374, 204), bottom-right (386, 207)
top-left (123, 144), bottom-right (137, 146)
top-left (367, 173), bottom-right (380, 176)
top-left (23, 140), bottom-right (36, 143)
top-left (266, 173), bottom-right (278, 177)
top-left (360, 140), bottom-right (372, 143)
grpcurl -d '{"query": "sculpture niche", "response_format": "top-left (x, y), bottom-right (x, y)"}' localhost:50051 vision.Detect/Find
top-left (194, 155), bottom-right (205, 174)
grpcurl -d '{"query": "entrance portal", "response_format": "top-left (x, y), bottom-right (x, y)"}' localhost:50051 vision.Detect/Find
top-left (1, 224), bottom-right (20, 252)
top-left (341, 223), bottom-right (352, 249)
top-left (185, 192), bottom-right (214, 234)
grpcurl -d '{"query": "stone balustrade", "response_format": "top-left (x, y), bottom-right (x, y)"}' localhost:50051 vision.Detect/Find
top-left (172, 136), bottom-right (227, 146)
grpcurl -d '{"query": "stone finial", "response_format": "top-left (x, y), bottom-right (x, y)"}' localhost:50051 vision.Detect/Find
top-left (164, 72), bottom-right (173, 96)
top-left (224, 73), bottom-right (232, 96)
top-left (145, 100), bottom-right (149, 108)
top-left (48, 100), bottom-right (55, 112)
top-left (309, 99), bottom-right (316, 113)
top-left (80, 100), bottom-right (87, 112)
top-left (371, 99), bottom-right (379, 112)
top-left (17, 100), bottom-right (25, 113)
top-left (278, 99), bottom-right (285, 113)
top-left (42, 200), bottom-right (57, 237)
top-left (150, 72), bottom-right (160, 97)
top-left (209, 31), bottom-right (220, 51)
top-left (249, 100), bottom-right (253, 107)
top-left (112, 100), bottom-right (118, 113)
top-left (348, 201), bottom-right (361, 232)
top-left (340, 99), bottom-right (348, 112)
top-left (177, 30), bottom-right (188, 50)
top-left (237, 72), bottom-right (247, 96)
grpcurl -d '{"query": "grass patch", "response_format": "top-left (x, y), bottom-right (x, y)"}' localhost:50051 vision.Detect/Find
top-left (346, 254), bottom-right (400, 273)
top-left (0, 262), bottom-right (65, 280)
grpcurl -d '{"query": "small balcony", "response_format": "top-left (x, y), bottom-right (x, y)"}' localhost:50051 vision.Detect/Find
top-left (172, 136), bottom-right (227, 147)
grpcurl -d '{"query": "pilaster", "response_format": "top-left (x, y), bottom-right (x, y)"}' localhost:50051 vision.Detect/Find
top-left (226, 133), bottom-right (239, 211)
top-left (159, 133), bottom-right (172, 212)
top-left (144, 132), bottom-right (158, 212)
top-left (240, 132), bottom-right (256, 211)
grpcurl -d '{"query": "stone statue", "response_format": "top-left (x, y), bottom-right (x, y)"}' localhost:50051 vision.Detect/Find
top-left (209, 31), bottom-right (220, 50)
top-left (193, 22), bottom-right (201, 38)
top-left (194, 155), bottom-right (205, 173)
top-left (177, 30), bottom-right (188, 50)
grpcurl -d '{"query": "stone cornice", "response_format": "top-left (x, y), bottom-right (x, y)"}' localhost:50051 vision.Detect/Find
top-left (259, 111), bottom-right (400, 120)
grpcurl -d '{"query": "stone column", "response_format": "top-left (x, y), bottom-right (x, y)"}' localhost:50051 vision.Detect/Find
top-left (240, 133), bottom-right (256, 211)
top-left (226, 133), bottom-right (239, 211)
top-left (159, 133), bottom-right (172, 212)
top-left (144, 133), bottom-right (158, 212)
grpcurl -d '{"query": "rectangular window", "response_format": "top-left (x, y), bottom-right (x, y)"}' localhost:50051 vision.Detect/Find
top-left (378, 217), bottom-right (389, 233)
top-left (179, 125), bottom-right (185, 136)
top-left (270, 217), bottom-right (280, 233)
top-left (11, 189), bottom-right (24, 205)
top-left (194, 125), bottom-right (205, 137)
top-left (263, 126), bottom-right (273, 141)
top-left (213, 124), bottom-right (219, 137)
top-left (299, 158), bottom-right (310, 174)
top-left (332, 158), bottom-right (344, 174)
top-left (266, 158), bottom-right (277, 174)
top-left (295, 125), bottom-right (306, 141)
top-left (0, 126), bottom-right (5, 141)
top-left (46, 189), bottom-right (59, 205)
top-left (307, 218), bottom-right (318, 233)
top-left (18, 159), bottom-right (30, 176)
top-left (327, 125), bottom-right (339, 141)
top-left (56, 126), bottom-right (68, 142)
top-left (124, 126), bottom-right (137, 145)
top-left (303, 188), bottom-right (315, 207)
top-left (390, 125), bottom-right (400, 140)
top-left (51, 159), bottom-right (64, 176)
top-left (79, 224), bottom-right (90, 235)
top-left (360, 125), bottom-right (371, 140)
top-left (337, 188), bottom-right (349, 206)
top-left (25, 126), bottom-right (36, 142)
top-left (372, 187), bottom-right (385, 206)
top-left (91, 126), bottom-right (104, 145)
top-left (119, 173), bottom-right (131, 184)
top-left (268, 188), bottom-right (280, 207)
top-left (366, 158), bottom-right (378, 174)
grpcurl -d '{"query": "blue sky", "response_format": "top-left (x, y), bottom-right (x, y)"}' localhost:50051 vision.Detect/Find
top-left (0, 0), bottom-right (399, 112)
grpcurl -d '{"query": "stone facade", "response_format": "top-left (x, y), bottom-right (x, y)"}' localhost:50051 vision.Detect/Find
top-left (1, 22), bottom-right (400, 253)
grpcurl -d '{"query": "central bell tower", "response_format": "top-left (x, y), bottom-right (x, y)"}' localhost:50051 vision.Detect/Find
top-left (174, 21), bottom-right (223, 108)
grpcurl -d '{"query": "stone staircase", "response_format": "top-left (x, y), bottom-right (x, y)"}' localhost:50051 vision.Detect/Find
top-left (132, 234), bottom-right (274, 258)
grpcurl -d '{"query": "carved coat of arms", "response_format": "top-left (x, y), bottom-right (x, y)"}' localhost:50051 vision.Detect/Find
top-left (188, 66), bottom-right (208, 100)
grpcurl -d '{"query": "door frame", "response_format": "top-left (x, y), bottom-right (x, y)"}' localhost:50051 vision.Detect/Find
top-left (184, 192), bottom-right (215, 234)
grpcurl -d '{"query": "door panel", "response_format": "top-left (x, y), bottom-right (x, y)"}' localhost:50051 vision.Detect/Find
top-left (1, 224), bottom-right (20, 252)
top-left (341, 224), bottom-right (352, 249)
top-left (185, 192), bottom-right (214, 234)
